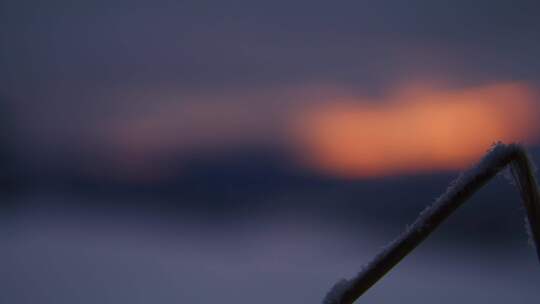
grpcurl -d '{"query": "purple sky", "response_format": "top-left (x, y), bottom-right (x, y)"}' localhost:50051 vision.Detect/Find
top-left (2, 0), bottom-right (540, 180)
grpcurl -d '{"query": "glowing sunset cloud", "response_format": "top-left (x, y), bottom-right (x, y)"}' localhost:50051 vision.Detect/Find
top-left (292, 83), bottom-right (539, 178)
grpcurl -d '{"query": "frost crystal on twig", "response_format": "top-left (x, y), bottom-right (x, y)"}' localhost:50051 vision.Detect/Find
top-left (323, 143), bottom-right (540, 304)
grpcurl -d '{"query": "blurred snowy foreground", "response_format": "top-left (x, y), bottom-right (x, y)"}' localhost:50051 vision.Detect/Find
top-left (1, 194), bottom-right (540, 304)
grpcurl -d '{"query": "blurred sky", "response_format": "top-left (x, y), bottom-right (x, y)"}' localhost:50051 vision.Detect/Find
top-left (2, 0), bottom-right (540, 180)
top-left (1, 1), bottom-right (540, 303)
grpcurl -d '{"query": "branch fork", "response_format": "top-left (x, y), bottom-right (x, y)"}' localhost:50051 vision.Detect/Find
top-left (323, 143), bottom-right (540, 304)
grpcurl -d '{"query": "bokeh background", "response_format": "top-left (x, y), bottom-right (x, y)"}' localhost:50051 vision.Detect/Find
top-left (2, 1), bottom-right (540, 303)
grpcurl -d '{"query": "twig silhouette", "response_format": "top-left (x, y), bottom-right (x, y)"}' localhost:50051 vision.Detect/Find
top-left (323, 142), bottom-right (540, 304)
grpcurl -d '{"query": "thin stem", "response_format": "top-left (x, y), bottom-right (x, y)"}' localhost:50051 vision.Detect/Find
top-left (323, 143), bottom-right (540, 304)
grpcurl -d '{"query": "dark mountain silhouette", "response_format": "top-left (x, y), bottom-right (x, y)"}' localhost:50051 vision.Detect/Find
top-left (0, 96), bottom-right (18, 197)
top-left (5, 140), bottom-right (536, 246)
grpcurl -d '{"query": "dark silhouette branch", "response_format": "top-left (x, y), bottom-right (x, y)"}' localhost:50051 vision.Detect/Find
top-left (323, 143), bottom-right (540, 304)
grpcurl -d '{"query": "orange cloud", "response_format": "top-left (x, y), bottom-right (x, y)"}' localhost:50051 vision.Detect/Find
top-left (292, 83), bottom-right (539, 178)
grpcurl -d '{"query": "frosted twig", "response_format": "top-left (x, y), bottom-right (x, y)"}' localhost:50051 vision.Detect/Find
top-left (323, 143), bottom-right (540, 304)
